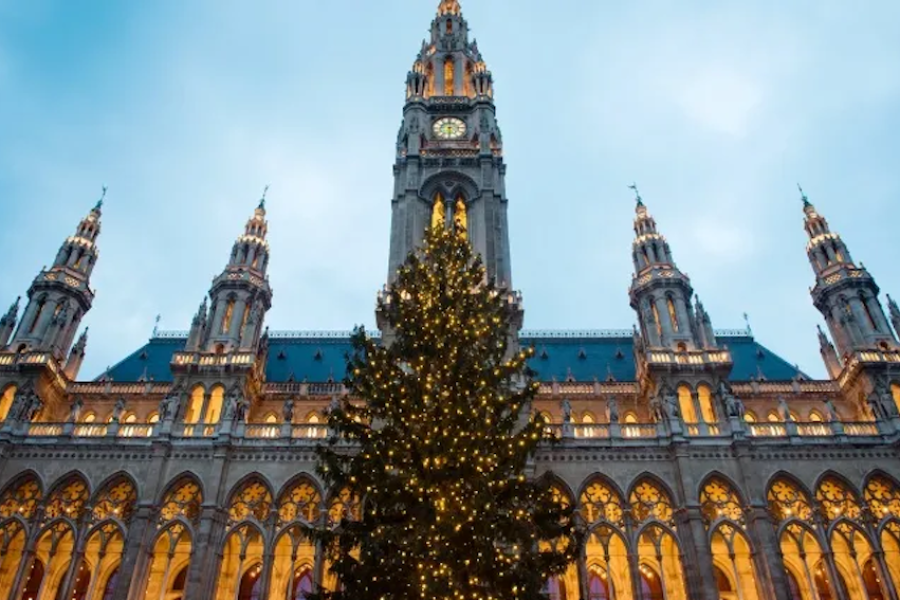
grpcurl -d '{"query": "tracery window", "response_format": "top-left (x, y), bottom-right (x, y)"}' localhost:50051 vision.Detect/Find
top-left (700, 477), bottom-right (744, 526)
top-left (159, 478), bottom-right (203, 524)
top-left (815, 475), bottom-right (861, 522)
top-left (228, 480), bottom-right (274, 525)
top-left (767, 477), bottom-right (813, 522)
top-left (0, 474), bottom-right (42, 519)
top-left (892, 383), bottom-right (900, 416)
top-left (92, 476), bottom-right (138, 522)
top-left (579, 478), bottom-right (624, 526)
top-left (328, 487), bottom-right (361, 526)
top-left (444, 58), bottom-right (455, 96)
top-left (629, 479), bottom-right (674, 525)
top-left (0, 385), bottom-right (16, 421)
top-left (278, 479), bottom-right (322, 526)
top-left (667, 297), bottom-right (679, 332)
top-left (44, 475), bottom-right (89, 521)
top-left (864, 474), bottom-right (900, 521)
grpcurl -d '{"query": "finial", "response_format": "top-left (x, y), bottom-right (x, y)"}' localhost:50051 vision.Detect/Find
top-left (95, 185), bottom-right (107, 211)
top-left (797, 183), bottom-right (811, 207)
top-left (438, 0), bottom-right (462, 16)
top-left (259, 185), bottom-right (269, 209)
top-left (152, 314), bottom-right (161, 338)
top-left (743, 312), bottom-right (754, 336)
top-left (628, 182), bottom-right (643, 207)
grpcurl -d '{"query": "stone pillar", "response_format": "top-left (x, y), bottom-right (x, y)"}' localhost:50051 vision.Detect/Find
top-left (57, 514), bottom-right (91, 600)
top-left (576, 552), bottom-right (589, 600)
top-left (745, 506), bottom-right (793, 600)
top-left (678, 507), bottom-right (719, 600)
top-left (229, 298), bottom-right (247, 342)
top-left (8, 507), bottom-right (45, 600)
top-left (257, 516), bottom-right (278, 600)
top-left (117, 505), bottom-right (154, 600)
top-left (182, 507), bottom-right (227, 600)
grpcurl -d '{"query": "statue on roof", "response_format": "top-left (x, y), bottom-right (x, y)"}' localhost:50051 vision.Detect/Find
top-left (606, 397), bottom-right (619, 424)
top-left (560, 398), bottom-right (572, 424)
top-left (68, 397), bottom-right (83, 423)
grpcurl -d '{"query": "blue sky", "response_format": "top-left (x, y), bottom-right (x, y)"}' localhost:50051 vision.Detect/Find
top-left (1, 0), bottom-right (898, 380)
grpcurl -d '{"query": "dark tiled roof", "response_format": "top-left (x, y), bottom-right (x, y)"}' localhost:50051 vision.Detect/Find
top-left (100, 331), bottom-right (804, 384)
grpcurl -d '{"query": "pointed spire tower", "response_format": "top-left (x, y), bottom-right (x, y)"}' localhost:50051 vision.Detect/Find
top-left (801, 186), bottom-right (897, 361)
top-left (389, 0), bottom-right (511, 291)
top-left (8, 191), bottom-right (104, 360)
top-left (0, 297), bottom-right (21, 348)
top-left (888, 295), bottom-right (900, 339)
top-left (190, 193), bottom-right (274, 355)
top-left (627, 186), bottom-right (732, 393)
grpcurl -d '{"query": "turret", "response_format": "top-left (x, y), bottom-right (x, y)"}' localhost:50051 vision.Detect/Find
top-left (802, 186), bottom-right (896, 360)
top-left (888, 295), bottom-right (900, 339)
top-left (192, 193), bottom-right (273, 355)
top-left (64, 328), bottom-right (89, 380)
top-left (818, 325), bottom-right (842, 380)
top-left (0, 297), bottom-right (20, 348)
top-left (9, 192), bottom-right (103, 360)
top-left (628, 186), bottom-right (711, 351)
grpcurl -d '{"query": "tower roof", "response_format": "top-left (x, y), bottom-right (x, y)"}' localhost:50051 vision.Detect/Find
top-left (438, 0), bottom-right (462, 16)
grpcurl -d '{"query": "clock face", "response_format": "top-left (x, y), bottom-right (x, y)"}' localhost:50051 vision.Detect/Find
top-left (433, 117), bottom-right (467, 140)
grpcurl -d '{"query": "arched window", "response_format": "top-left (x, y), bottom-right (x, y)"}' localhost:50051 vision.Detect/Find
top-left (744, 411), bottom-right (757, 423)
top-left (864, 474), bottom-right (900, 521)
top-left (0, 474), bottom-right (42, 520)
top-left (328, 487), bottom-right (362, 526)
top-left (264, 412), bottom-right (279, 424)
top-left (666, 297), bottom-right (679, 332)
top-left (700, 477), bottom-right (744, 525)
top-left (44, 474), bottom-right (89, 520)
top-left (123, 413), bottom-right (137, 424)
top-left (808, 410), bottom-right (824, 422)
top-left (92, 475), bottom-right (137, 523)
top-left (698, 384), bottom-right (716, 424)
top-left (815, 475), bottom-right (861, 522)
top-left (159, 477), bottom-right (203, 524)
top-left (205, 385), bottom-right (224, 424)
top-left (579, 478), bottom-right (624, 526)
top-left (677, 385), bottom-right (697, 424)
top-left (292, 568), bottom-right (314, 600)
top-left (650, 301), bottom-right (663, 339)
top-left (100, 567), bottom-right (119, 600)
top-left (0, 385), bottom-right (16, 421)
top-left (767, 477), bottom-right (813, 522)
top-left (148, 412), bottom-right (160, 424)
top-left (629, 479), bottom-right (674, 525)
top-left (80, 522), bottom-right (124, 600)
top-left (0, 520), bottom-right (26, 592)
top-left (185, 386), bottom-right (204, 424)
top-left (29, 298), bottom-right (46, 333)
top-left (82, 411), bottom-right (96, 423)
top-left (581, 413), bottom-right (595, 438)
top-left (444, 57), bottom-right (455, 96)
top-left (767, 411), bottom-right (780, 423)
top-left (20, 558), bottom-right (44, 599)
top-left (277, 478), bottom-right (322, 526)
top-left (545, 575), bottom-right (566, 600)
top-left (221, 298), bottom-right (235, 334)
top-left (588, 571), bottom-right (610, 600)
top-left (228, 479), bottom-right (273, 525)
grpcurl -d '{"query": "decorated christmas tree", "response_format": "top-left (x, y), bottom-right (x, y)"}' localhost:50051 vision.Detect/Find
top-left (308, 220), bottom-right (579, 600)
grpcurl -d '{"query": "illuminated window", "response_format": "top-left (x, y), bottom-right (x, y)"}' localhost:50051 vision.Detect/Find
top-left (815, 475), bottom-right (861, 522)
top-left (432, 192), bottom-right (445, 231)
top-left (650, 301), bottom-right (662, 339)
top-left (767, 477), bottom-right (813, 522)
top-left (444, 58), bottom-right (455, 96)
top-left (124, 413), bottom-right (137, 424)
top-left (578, 477), bottom-right (624, 526)
top-left (0, 474), bottom-right (42, 519)
top-left (185, 386), bottom-right (205, 424)
top-left (629, 478), bottom-right (674, 525)
top-left (328, 487), bottom-right (362, 525)
top-left (700, 477), bottom-right (744, 525)
top-left (205, 386), bottom-right (224, 424)
top-left (44, 474), bottom-right (89, 520)
top-left (698, 384), bottom-right (716, 424)
top-left (240, 303), bottom-right (251, 334)
top-left (678, 385), bottom-right (697, 423)
top-left (92, 475), bottom-right (137, 523)
top-left (264, 413), bottom-right (278, 424)
top-left (864, 474), bottom-right (900, 520)
top-left (623, 412), bottom-right (638, 424)
top-left (808, 410), bottom-right (823, 423)
top-left (767, 411), bottom-right (780, 423)
top-left (147, 413), bottom-right (159, 424)
top-left (277, 478), bottom-right (322, 525)
top-left (159, 478), bottom-right (203, 524)
top-left (667, 297), bottom-right (679, 332)
top-left (221, 298), bottom-right (235, 334)
top-left (227, 479), bottom-right (273, 525)
top-left (0, 385), bottom-right (16, 421)
top-left (744, 411), bottom-right (757, 423)
top-left (82, 412), bottom-right (96, 423)
top-left (892, 383), bottom-right (900, 416)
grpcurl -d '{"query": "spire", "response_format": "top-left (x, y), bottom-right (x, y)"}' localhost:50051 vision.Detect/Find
top-left (798, 182), bottom-right (811, 210)
top-left (258, 185), bottom-right (269, 211)
top-left (888, 294), bottom-right (900, 338)
top-left (629, 182), bottom-right (644, 209)
top-left (64, 327), bottom-right (89, 380)
top-left (93, 185), bottom-right (107, 215)
top-left (437, 0), bottom-right (462, 16)
top-left (0, 296), bottom-right (20, 348)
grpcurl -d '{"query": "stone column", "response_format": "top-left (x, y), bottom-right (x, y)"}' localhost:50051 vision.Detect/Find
top-left (8, 507), bottom-right (45, 600)
top-left (872, 549), bottom-right (900, 600)
top-left (678, 507), bottom-right (719, 600)
top-left (257, 515), bottom-right (278, 600)
top-left (182, 506), bottom-right (227, 600)
top-left (745, 505), bottom-right (793, 600)
top-left (117, 505), bottom-right (154, 600)
top-left (57, 512), bottom-right (91, 600)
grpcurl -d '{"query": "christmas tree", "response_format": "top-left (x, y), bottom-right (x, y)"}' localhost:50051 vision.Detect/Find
top-left (308, 221), bottom-right (579, 600)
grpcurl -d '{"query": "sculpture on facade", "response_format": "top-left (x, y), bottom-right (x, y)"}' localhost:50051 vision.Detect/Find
top-left (68, 397), bottom-right (83, 423)
top-left (560, 398), bottom-right (572, 424)
top-left (283, 398), bottom-right (295, 424)
top-left (113, 397), bottom-right (126, 422)
top-left (659, 382), bottom-right (679, 419)
top-left (606, 397), bottom-right (619, 424)
top-left (719, 381), bottom-right (745, 419)
top-left (875, 377), bottom-right (899, 418)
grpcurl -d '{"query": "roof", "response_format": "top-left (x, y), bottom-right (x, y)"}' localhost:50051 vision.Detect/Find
top-left (99, 330), bottom-right (805, 384)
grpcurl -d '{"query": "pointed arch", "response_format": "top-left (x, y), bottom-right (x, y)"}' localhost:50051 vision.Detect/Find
top-left (766, 472), bottom-right (814, 523)
top-left (710, 523), bottom-right (762, 600)
top-left (145, 520), bottom-right (194, 600)
top-left (43, 470), bottom-right (90, 522)
top-left (698, 473), bottom-right (746, 527)
top-left (543, 472), bottom-right (577, 509)
top-left (578, 474), bottom-right (625, 527)
top-left (226, 474), bottom-right (274, 527)
top-left (326, 485), bottom-right (362, 527)
top-left (864, 470), bottom-right (900, 522)
top-left (0, 470), bottom-right (44, 520)
top-left (91, 472), bottom-right (138, 524)
top-left (627, 473), bottom-right (678, 526)
top-left (815, 472), bottom-right (862, 523)
top-left (276, 474), bottom-right (323, 527)
top-left (216, 521), bottom-right (267, 600)
top-left (158, 473), bottom-right (204, 525)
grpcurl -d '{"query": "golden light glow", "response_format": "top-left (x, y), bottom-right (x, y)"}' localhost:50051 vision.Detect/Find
top-left (0, 384), bottom-right (16, 422)
top-left (454, 196), bottom-right (467, 239)
top-left (432, 193), bottom-right (446, 231)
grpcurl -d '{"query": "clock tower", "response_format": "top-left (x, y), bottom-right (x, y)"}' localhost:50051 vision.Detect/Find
top-left (387, 0), bottom-right (514, 296)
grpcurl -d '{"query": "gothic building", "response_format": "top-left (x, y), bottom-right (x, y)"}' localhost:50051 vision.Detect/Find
top-left (1, 2), bottom-right (899, 599)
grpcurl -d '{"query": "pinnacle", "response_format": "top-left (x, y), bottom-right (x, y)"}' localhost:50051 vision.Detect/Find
top-left (437, 0), bottom-right (461, 16)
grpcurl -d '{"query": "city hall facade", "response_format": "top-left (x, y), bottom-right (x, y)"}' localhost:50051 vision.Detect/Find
top-left (1, 1), bottom-right (899, 599)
